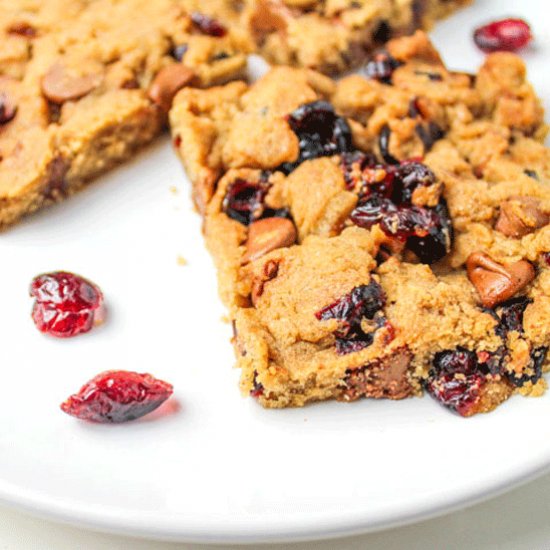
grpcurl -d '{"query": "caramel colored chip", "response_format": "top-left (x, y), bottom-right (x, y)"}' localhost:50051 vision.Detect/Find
top-left (41, 62), bottom-right (103, 104)
top-left (249, 0), bottom-right (291, 36)
top-left (466, 252), bottom-right (535, 308)
top-left (495, 196), bottom-right (550, 238)
top-left (148, 64), bottom-right (195, 113)
top-left (242, 217), bottom-right (297, 264)
top-left (0, 92), bottom-right (17, 124)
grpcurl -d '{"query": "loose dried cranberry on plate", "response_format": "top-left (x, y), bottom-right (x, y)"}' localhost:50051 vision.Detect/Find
top-left (473, 18), bottom-right (532, 53)
top-left (61, 371), bottom-right (174, 423)
top-left (30, 271), bottom-right (104, 338)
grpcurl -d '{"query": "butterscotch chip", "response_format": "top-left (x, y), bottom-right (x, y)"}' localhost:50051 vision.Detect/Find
top-left (148, 64), bottom-right (196, 113)
top-left (242, 217), bottom-right (297, 263)
top-left (495, 196), bottom-right (550, 238)
top-left (41, 63), bottom-right (103, 104)
top-left (466, 252), bottom-right (535, 308)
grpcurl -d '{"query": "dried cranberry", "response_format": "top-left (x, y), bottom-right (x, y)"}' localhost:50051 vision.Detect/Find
top-left (191, 12), bottom-right (227, 37)
top-left (473, 18), bottom-right (532, 53)
top-left (350, 195), bottom-right (397, 230)
top-left (340, 151), bottom-right (378, 191)
top-left (250, 371), bottom-right (264, 398)
top-left (7, 22), bottom-right (37, 37)
top-left (0, 93), bottom-right (17, 124)
top-left (426, 371), bottom-right (485, 416)
top-left (351, 198), bottom-right (452, 264)
top-left (426, 347), bottom-right (495, 416)
top-left (414, 70), bottom-right (443, 81)
top-left (508, 347), bottom-right (548, 388)
top-left (364, 51), bottom-right (402, 84)
top-left (171, 43), bottom-right (189, 61)
top-left (378, 124), bottom-right (399, 165)
top-left (30, 272), bottom-right (104, 338)
top-left (542, 252), bottom-right (550, 266)
top-left (415, 121), bottom-right (444, 152)
top-left (315, 282), bottom-right (386, 355)
top-left (282, 101), bottom-right (353, 173)
top-left (433, 348), bottom-right (479, 376)
top-left (391, 161), bottom-right (436, 204)
top-left (61, 371), bottom-right (173, 423)
top-left (493, 296), bottom-right (532, 339)
top-left (406, 201), bottom-right (453, 264)
top-left (222, 178), bottom-right (270, 225)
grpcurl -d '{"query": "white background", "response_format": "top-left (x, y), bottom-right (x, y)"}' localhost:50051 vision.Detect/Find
top-left (1, 0), bottom-right (550, 547)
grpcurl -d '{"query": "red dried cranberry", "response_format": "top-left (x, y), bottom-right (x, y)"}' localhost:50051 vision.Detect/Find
top-left (30, 272), bottom-right (104, 338)
top-left (171, 43), bottom-right (189, 61)
top-left (340, 151), bottom-right (378, 191)
top-left (433, 348), bottom-right (479, 376)
top-left (0, 93), bottom-right (17, 124)
top-left (493, 297), bottom-right (532, 339)
top-left (413, 70), bottom-right (443, 81)
top-left (406, 201), bottom-right (453, 264)
top-left (508, 346), bottom-right (548, 388)
top-left (61, 371), bottom-right (173, 423)
top-left (315, 282), bottom-right (386, 355)
top-left (426, 347), bottom-right (493, 416)
top-left (542, 252), bottom-right (550, 266)
top-left (281, 101), bottom-right (353, 173)
top-left (426, 372), bottom-right (485, 417)
top-left (473, 18), bottom-right (532, 53)
top-left (222, 178), bottom-right (270, 226)
top-left (191, 12), bottom-right (227, 37)
top-left (391, 161), bottom-right (436, 204)
top-left (415, 121), bottom-right (444, 152)
top-left (250, 371), bottom-right (264, 398)
top-left (351, 199), bottom-right (452, 264)
top-left (364, 51), bottom-right (402, 84)
top-left (7, 22), bottom-right (37, 37)
top-left (378, 124), bottom-right (399, 165)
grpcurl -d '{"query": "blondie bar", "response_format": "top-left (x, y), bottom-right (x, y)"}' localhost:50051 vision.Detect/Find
top-left (0, 0), bottom-right (250, 228)
top-left (170, 31), bottom-right (550, 415)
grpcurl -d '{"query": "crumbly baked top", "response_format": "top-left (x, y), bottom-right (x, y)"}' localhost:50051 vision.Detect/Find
top-left (170, 31), bottom-right (550, 415)
top-left (244, 0), bottom-right (472, 73)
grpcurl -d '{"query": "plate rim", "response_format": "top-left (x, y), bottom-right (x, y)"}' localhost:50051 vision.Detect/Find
top-left (1, 455), bottom-right (549, 543)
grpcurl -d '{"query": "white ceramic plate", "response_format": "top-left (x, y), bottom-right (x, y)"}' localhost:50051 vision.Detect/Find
top-left (0, 0), bottom-right (549, 543)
